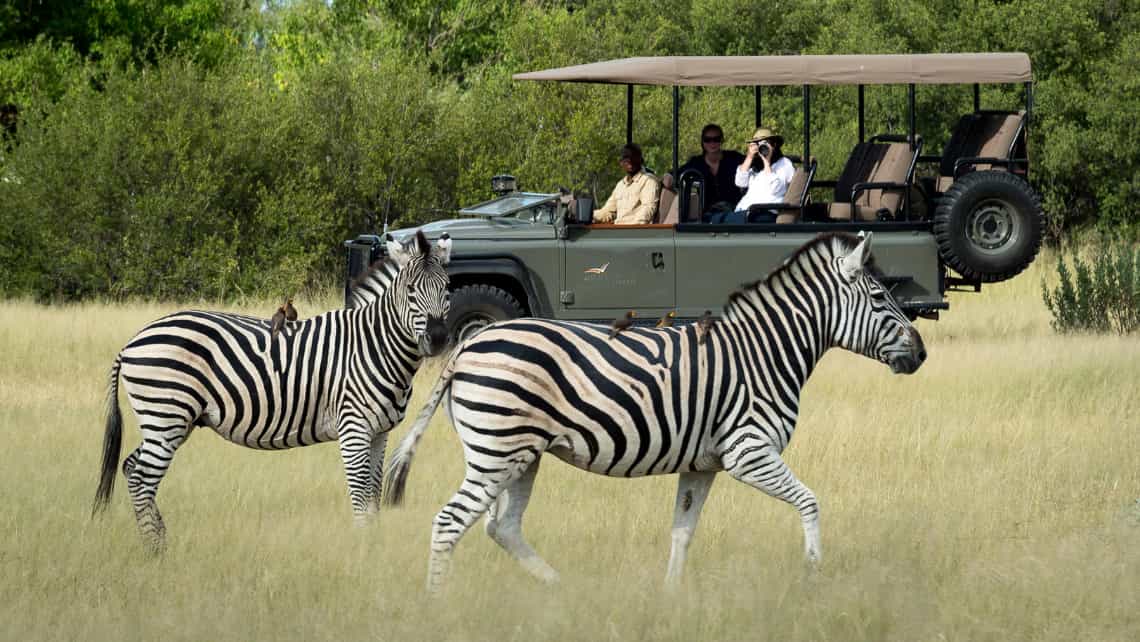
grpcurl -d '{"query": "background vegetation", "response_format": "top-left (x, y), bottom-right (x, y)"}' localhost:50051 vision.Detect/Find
top-left (2, 258), bottom-right (1137, 641)
top-left (2, 0), bottom-right (1139, 299)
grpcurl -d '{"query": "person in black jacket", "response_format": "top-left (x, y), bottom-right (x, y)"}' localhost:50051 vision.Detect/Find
top-left (661, 123), bottom-right (745, 215)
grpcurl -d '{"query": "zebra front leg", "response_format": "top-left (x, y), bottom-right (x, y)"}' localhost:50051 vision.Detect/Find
top-left (123, 431), bottom-right (187, 554)
top-left (366, 431), bottom-right (389, 517)
top-left (665, 471), bottom-right (716, 587)
top-left (725, 444), bottom-right (821, 565)
top-left (336, 421), bottom-right (376, 526)
top-left (484, 456), bottom-right (559, 584)
top-left (429, 454), bottom-right (534, 594)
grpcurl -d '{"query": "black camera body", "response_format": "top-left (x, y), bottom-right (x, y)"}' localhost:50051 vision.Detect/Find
top-left (754, 140), bottom-right (772, 157)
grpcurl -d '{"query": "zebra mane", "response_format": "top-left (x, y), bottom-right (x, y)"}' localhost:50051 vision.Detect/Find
top-left (725, 232), bottom-right (870, 314)
top-left (346, 257), bottom-right (401, 309)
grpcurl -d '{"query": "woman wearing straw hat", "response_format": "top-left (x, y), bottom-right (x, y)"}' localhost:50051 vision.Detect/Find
top-left (709, 127), bottom-right (795, 223)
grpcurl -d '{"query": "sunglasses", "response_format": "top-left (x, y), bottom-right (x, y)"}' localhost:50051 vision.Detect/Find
top-left (702, 135), bottom-right (723, 143)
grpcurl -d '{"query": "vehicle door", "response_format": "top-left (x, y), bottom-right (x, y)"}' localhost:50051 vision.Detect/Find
top-left (673, 224), bottom-right (816, 318)
top-left (559, 224), bottom-right (675, 320)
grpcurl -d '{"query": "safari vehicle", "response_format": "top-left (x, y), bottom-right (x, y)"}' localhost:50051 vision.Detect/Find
top-left (346, 53), bottom-right (1043, 343)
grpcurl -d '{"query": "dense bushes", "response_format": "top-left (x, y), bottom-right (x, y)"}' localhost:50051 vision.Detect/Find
top-left (2, 0), bottom-right (1139, 300)
top-left (1043, 239), bottom-right (1140, 335)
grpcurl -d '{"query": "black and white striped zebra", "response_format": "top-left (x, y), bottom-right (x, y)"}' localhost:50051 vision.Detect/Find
top-left (92, 231), bottom-right (452, 551)
top-left (383, 232), bottom-right (926, 592)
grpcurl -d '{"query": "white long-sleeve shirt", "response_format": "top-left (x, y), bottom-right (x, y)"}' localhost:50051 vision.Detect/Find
top-left (734, 156), bottom-right (795, 212)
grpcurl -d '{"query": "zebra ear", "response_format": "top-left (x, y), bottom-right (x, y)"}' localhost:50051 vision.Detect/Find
top-left (386, 233), bottom-right (412, 267)
top-left (840, 233), bottom-right (873, 282)
top-left (432, 233), bottom-right (452, 265)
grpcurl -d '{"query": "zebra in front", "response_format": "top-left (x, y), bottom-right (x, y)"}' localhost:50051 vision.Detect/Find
top-left (384, 232), bottom-right (926, 592)
top-left (92, 231), bottom-right (452, 551)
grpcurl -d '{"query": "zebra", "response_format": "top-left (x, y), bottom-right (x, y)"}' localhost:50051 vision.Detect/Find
top-left (383, 232), bottom-right (927, 592)
top-left (92, 230), bottom-right (452, 551)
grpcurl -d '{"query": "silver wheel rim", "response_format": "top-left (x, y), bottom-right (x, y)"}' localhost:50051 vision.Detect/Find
top-left (966, 198), bottom-right (1020, 254)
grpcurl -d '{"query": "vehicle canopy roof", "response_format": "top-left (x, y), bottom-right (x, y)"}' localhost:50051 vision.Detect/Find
top-left (513, 53), bottom-right (1032, 86)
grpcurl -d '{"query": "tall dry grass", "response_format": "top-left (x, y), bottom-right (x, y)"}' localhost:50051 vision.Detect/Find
top-left (1, 258), bottom-right (1137, 641)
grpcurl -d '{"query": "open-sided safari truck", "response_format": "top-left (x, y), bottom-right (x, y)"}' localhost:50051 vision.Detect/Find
top-left (346, 53), bottom-right (1043, 343)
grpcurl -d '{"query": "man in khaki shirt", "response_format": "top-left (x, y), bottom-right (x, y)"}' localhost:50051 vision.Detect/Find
top-left (593, 144), bottom-right (660, 224)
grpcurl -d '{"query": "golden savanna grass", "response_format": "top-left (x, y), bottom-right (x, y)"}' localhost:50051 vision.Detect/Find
top-left (1, 257), bottom-right (1137, 641)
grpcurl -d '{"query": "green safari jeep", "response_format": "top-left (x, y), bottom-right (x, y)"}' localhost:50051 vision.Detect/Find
top-left (346, 54), bottom-right (1044, 343)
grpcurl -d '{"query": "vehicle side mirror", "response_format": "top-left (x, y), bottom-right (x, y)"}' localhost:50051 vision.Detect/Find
top-left (573, 197), bottom-right (594, 224)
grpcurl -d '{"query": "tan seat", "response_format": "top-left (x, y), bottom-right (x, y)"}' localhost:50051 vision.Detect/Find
top-left (827, 140), bottom-right (920, 221)
top-left (656, 187), bottom-right (677, 224)
top-left (935, 111), bottom-right (1025, 192)
top-left (775, 164), bottom-right (814, 223)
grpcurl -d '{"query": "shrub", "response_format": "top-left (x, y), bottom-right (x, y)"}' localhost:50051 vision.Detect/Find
top-left (1042, 238), bottom-right (1140, 334)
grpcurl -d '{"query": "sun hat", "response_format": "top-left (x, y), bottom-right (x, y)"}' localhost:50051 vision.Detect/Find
top-left (750, 127), bottom-right (784, 146)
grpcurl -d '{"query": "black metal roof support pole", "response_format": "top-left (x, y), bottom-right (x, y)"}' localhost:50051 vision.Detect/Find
top-left (858, 84), bottom-right (865, 143)
top-left (973, 83), bottom-right (980, 112)
top-left (1025, 81), bottom-right (1033, 180)
top-left (1025, 81), bottom-right (1033, 124)
top-left (755, 85), bottom-right (762, 127)
top-left (907, 83), bottom-right (916, 220)
top-left (803, 84), bottom-right (811, 164)
top-left (908, 83), bottom-right (916, 148)
top-left (626, 84), bottom-right (634, 145)
top-left (672, 85), bottom-right (680, 174)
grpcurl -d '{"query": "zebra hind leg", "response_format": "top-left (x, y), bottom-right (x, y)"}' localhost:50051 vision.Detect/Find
top-left (428, 452), bottom-right (536, 594)
top-left (665, 471), bottom-right (717, 588)
top-left (484, 456), bottom-right (559, 584)
top-left (725, 444), bottom-right (821, 565)
top-left (124, 431), bottom-right (188, 554)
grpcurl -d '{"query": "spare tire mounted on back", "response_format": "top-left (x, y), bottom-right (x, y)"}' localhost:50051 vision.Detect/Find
top-left (932, 170), bottom-right (1045, 283)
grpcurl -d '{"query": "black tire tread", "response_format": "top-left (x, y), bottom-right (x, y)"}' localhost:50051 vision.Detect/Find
top-left (932, 170), bottom-right (1044, 283)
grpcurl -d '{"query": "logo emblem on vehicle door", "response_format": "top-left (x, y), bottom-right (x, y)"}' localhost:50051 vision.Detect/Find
top-left (583, 262), bottom-right (610, 274)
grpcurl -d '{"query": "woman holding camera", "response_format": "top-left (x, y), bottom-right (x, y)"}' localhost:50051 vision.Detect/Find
top-left (709, 128), bottom-right (795, 223)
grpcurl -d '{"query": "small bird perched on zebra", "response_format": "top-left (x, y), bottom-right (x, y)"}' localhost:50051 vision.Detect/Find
top-left (656, 311), bottom-right (676, 328)
top-left (269, 297), bottom-right (298, 342)
top-left (383, 232), bottom-right (928, 594)
top-left (92, 230), bottom-right (453, 552)
top-left (695, 310), bottom-right (714, 344)
top-left (610, 310), bottom-right (637, 338)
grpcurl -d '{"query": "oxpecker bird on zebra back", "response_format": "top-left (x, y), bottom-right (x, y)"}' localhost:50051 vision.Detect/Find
top-left (383, 232), bottom-right (926, 594)
top-left (92, 230), bottom-right (452, 552)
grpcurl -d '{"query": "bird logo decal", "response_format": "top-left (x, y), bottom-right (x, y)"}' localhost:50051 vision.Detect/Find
top-left (584, 262), bottom-right (610, 275)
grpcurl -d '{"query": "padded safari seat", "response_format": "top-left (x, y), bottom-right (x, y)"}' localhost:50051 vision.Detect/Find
top-left (827, 136), bottom-right (922, 221)
top-left (656, 169), bottom-right (704, 224)
top-left (935, 110), bottom-right (1026, 192)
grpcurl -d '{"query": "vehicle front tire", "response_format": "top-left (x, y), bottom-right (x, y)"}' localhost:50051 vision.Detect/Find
top-left (932, 170), bottom-right (1044, 283)
top-left (447, 284), bottom-right (525, 345)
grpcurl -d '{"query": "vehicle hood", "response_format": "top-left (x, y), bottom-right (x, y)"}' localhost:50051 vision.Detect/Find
top-left (393, 216), bottom-right (554, 242)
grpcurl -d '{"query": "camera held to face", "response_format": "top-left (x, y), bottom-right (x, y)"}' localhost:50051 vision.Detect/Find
top-left (753, 140), bottom-right (772, 157)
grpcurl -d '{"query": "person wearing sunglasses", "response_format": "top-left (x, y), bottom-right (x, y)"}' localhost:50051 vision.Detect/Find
top-left (661, 124), bottom-right (745, 216)
top-left (707, 127), bottom-right (794, 224)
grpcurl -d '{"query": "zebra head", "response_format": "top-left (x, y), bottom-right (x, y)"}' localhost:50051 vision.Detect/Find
top-left (386, 230), bottom-right (452, 357)
top-left (831, 233), bottom-right (926, 374)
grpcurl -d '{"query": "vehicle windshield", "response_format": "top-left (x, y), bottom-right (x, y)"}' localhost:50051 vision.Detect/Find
top-left (460, 192), bottom-right (558, 221)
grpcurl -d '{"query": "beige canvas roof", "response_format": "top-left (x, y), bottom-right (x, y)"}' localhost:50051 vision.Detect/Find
top-left (513, 53), bottom-right (1032, 86)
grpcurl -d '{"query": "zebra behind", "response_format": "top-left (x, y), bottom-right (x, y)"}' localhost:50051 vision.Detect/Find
top-left (384, 232), bottom-right (926, 592)
top-left (92, 230), bottom-right (451, 551)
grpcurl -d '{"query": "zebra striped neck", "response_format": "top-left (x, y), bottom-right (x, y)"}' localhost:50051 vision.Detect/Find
top-left (720, 237), bottom-right (855, 399)
top-left (360, 285), bottom-right (422, 366)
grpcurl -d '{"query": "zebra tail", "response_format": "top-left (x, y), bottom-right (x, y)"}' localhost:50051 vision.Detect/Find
top-left (382, 356), bottom-right (457, 507)
top-left (92, 355), bottom-right (124, 516)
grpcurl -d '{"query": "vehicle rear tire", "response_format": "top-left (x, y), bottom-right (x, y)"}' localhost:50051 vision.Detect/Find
top-left (932, 170), bottom-right (1044, 283)
top-left (447, 284), bottom-right (525, 345)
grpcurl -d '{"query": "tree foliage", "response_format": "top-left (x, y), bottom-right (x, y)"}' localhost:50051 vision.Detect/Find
top-left (1, 0), bottom-right (1139, 300)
